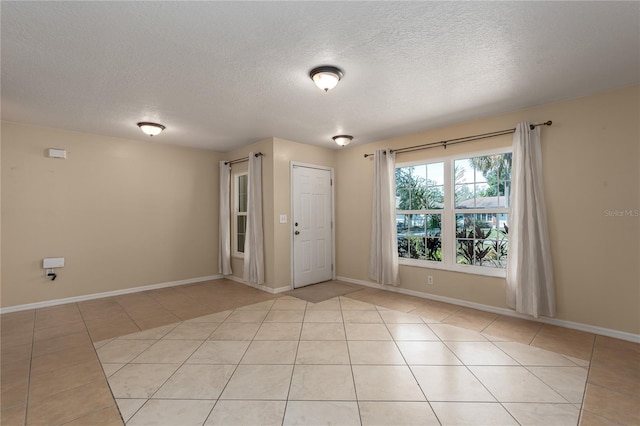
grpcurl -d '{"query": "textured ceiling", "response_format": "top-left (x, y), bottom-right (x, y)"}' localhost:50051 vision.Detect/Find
top-left (2, 1), bottom-right (639, 151)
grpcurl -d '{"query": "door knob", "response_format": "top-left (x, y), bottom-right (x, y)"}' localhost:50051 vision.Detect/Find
top-left (295, 231), bottom-right (300, 235)
top-left (295, 222), bottom-right (299, 227)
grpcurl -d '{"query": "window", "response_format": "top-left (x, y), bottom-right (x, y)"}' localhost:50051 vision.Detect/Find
top-left (234, 173), bottom-right (248, 256)
top-left (395, 149), bottom-right (512, 277)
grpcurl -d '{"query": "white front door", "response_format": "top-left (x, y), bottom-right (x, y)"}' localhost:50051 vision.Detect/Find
top-left (292, 165), bottom-right (333, 288)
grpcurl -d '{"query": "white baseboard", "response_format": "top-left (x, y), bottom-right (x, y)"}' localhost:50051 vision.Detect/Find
top-left (337, 276), bottom-right (640, 344)
top-left (0, 275), bottom-right (223, 314)
top-left (223, 274), bottom-right (291, 294)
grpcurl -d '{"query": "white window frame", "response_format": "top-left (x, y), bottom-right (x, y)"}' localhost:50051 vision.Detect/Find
top-left (233, 171), bottom-right (248, 258)
top-left (397, 147), bottom-right (511, 278)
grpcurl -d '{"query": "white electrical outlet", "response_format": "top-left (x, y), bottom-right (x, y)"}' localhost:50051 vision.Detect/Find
top-left (427, 275), bottom-right (434, 285)
top-left (43, 257), bottom-right (65, 268)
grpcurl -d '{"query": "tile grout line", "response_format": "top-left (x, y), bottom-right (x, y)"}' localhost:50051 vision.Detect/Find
top-left (281, 298), bottom-right (309, 426)
top-left (338, 296), bottom-right (365, 426)
top-left (376, 304), bottom-right (443, 425)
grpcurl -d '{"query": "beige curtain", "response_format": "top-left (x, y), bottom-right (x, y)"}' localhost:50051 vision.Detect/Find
top-left (506, 123), bottom-right (555, 318)
top-left (368, 149), bottom-right (399, 286)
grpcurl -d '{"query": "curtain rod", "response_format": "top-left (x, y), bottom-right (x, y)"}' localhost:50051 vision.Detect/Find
top-left (363, 121), bottom-right (552, 158)
top-left (224, 152), bottom-right (264, 165)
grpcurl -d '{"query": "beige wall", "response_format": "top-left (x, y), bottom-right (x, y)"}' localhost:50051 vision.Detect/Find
top-left (336, 85), bottom-right (640, 334)
top-left (225, 137), bottom-right (336, 290)
top-left (1, 122), bottom-right (220, 307)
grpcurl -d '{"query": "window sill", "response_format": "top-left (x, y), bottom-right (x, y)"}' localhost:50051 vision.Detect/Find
top-left (398, 258), bottom-right (506, 278)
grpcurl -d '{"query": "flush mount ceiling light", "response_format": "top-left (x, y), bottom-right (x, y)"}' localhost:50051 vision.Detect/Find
top-left (332, 135), bottom-right (353, 147)
top-left (310, 66), bottom-right (344, 92)
top-left (137, 122), bottom-right (165, 136)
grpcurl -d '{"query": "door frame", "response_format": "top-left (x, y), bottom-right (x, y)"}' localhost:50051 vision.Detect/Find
top-left (290, 161), bottom-right (336, 289)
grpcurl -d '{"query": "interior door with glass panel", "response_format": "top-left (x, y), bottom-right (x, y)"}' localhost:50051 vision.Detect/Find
top-left (292, 165), bottom-right (333, 288)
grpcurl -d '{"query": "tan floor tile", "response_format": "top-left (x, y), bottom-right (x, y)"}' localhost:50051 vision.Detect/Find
top-left (85, 317), bottom-right (141, 342)
top-left (1, 342), bottom-right (32, 364)
top-left (116, 323), bottom-right (178, 340)
top-left (290, 364), bottom-right (356, 400)
top-left (442, 307), bottom-right (499, 332)
top-left (528, 366), bottom-right (588, 404)
top-left (33, 320), bottom-right (86, 342)
top-left (378, 310), bottom-right (424, 324)
top-left (187, 310), bottom-right (233, 323)
top-left (359, 401), bottom-right (440, 426)
top-left (0, 376), bottom-right (28, 409)
top-left (1, 358), bottom-right (31, 383)
top-left (482, 315), bottom-right (543, 344)
top-left (306, 298), bottom-right (342, 311)
top-left (283, 401), bottom-right (360, 426)
top-left (504, 403), bottom-right (579, 426)
top-left (270, 298), bottom-right (307, 311)
top-left (161, 322), bottom-right (220, 340)
top-left (132, 312), bottom-right (181, 330)
top-left (254, 322), bottom-right (302, 340)
top-left (26, 379), bottom-right (114, 426)
top-left (341, 310), bottom-right (383, 323)
top-left (96, 339), bottom-right (155, 363)
top-left (579, 410), bottom-right (622, 426)
top-left (264, 310), bottom-right (305, 323)
top-left (187, 340), bottom-right (250, 364)
top-left (101, 363), bottom-right (125, 377)
top-left (224, 310), bottom-right (269, 323)
top-left (116, 399), bottom-right (146, 422)
top-left (445, 341), bottom-right (519, 365)
top-left (387, 323), bottom-right (439, 341)
top-left (300, 323), bottom-right (346, 340)
top-left (352, 365), bottom-right (425, 401)
top-left (29, 359), bottom-right (105, 405)
top-left (235, 300), bottom-right (276, 311)
top-left (108, 363), bottom-right (181, 398)
top-left (396, 341), bottom-right (463, 365)
top-left (429, 323), bottom-right (488, 341)
top-left (63, 404), bottom-right (123, 426)
top-left (0, 330), bottom-right (34, 349)
top-left (209, 322), bottom-right (260, 340)
top-left (32, 330), bottom-right (92, 357)
top-left (345, 323), bottom-right (392, 340)
top-left (170, 304), bottom-right (218, 321)
top-left (31, 343), bottom-right (98, 376)
top-left (348, 341), bottom-right (406, 365)
top-left (295, 340), bottom-right (350, 365)
top-left (303, 310), bottom-right (343, 323)
top-left (469, 366), bottom-right (568, 403)
top-left (153, 364), bottom-right (236, 399)
top-left (240, 340), bottom-right (298, 364)
top-left (220, 364), bottom-right (293, 400)
top-left (205, 400), bottom-right (285, 426)
top-left (0, 310), bottom-right (35, 331)
top-left (340, 297), bottom-right (377, 311)
top-left (582, 382), bottom-right (640, 425)
top-left (131, 339), bottom-right (202, 363)
top-left (531, 324), bottom-right (595, 361)
top-left (1, 404), bottom-right (26, 426)
top-left (431, 402), bottom-right (518, 425)
top-left (412, 366), bottom-right (495, 401)
top-left (34, 304), bottom-right (83, 330)
top-left (128, 399), bottom-right (215, 426)
top-left (588, 362), bottom-right (640, 397)
top-left (495, 341), bottom-right (577, 366)
top-left (411, 300), bottom-right (461, 322)
top-left (78, 299), bottom-right (128, 322)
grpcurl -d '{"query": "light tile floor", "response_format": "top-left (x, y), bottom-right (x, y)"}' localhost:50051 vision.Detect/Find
top-left (1, 279), bottom-right (639, 425)
top-left (97, 295), bottom-right (588, 425)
